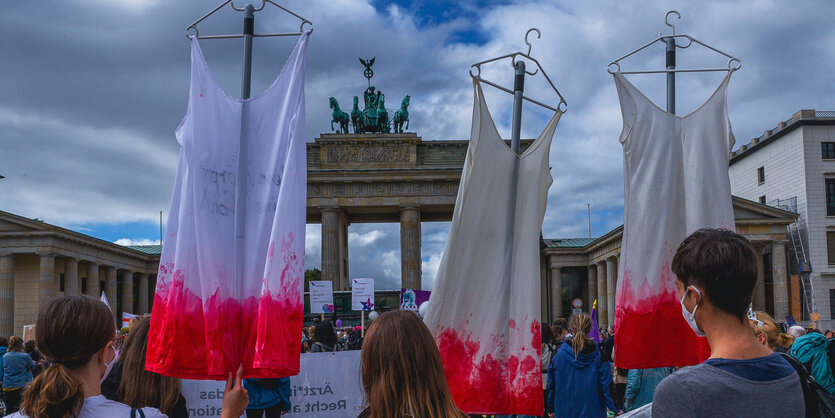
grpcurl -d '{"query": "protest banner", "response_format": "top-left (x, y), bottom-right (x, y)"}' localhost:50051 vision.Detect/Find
top-left (22, 325), bottom-right (34, 341)
top-left (310, 281), bottom-right (335, 314)
top-left (399, 288), bottom-right (430, 312)
top-left (181, 351), bottom-right (363, 418)
top-left (351, 278), bottom-right (374, 311)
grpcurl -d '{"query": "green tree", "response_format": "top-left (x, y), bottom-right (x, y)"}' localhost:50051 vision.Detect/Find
top-left (304, 268), bottom-right (321, 292)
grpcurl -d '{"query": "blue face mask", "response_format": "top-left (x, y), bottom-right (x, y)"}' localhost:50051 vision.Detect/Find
top-left (680, 286), bottom-right (706, 337)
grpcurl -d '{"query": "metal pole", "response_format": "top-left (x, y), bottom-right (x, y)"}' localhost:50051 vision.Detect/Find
top-left (510, 61), bottom-right (525, 154)
top-left (241, 4), bottom-right (255, 99)
top-left (587, 203), bottom-right (592, 238)
top-left (665, 36), bottom-right (675, 114)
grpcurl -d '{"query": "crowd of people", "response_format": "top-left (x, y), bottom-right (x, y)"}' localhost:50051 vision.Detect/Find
top-left (0, 228), bottom-right (829, 417)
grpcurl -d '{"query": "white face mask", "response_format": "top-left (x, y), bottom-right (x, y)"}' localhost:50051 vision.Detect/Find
top-left (680, 286), bottom-right (706, 337)
top-left (100, 345), bottom-right (118, 383)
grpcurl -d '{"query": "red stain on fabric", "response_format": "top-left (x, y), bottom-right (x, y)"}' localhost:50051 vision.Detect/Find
top-left (613, 269), bottom-right (710, 369)
top-left (436, 327), bottom-right (543, 415)
top-left (147, 241), bottom-right (303, 380)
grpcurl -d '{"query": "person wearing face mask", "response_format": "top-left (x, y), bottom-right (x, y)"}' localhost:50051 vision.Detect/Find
top-left (653, 228), bottom-right (804, 417)
top-left (10, 295), bottom-right (250, 418)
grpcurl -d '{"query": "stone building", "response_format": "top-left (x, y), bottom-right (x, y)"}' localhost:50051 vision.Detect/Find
top-left (728, 110), bottom-right (835, 325)
top-left (0, 130), bottom-right (801, 337)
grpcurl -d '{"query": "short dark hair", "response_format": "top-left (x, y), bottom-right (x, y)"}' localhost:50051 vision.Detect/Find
top-left (671, 228), bottom-right (757, 321)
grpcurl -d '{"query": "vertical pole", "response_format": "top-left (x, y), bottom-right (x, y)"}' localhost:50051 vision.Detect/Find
top-left (241, 4), bottom-right (255, 99)
top-left (510, 61), bottom-right (525, 154)
top-left (361, 311), bottom-right (365, 337)
top-left (665, 36), bottom-right (676, 114)
top-left (587, 203), bottom-right (592, 238)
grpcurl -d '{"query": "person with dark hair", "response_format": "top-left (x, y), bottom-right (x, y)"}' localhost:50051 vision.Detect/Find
top-left (23, 340), bottom-right (46, 378)
top-left (653, 228), bottom-right (804, 416)
top-left (100, 316), bottom-right (189, 417)
top-left (310, 321), bottom-right (337, 353)
top-left (9, 295), bottom-right (249, 418)
top-left (358, 310), bottom-right (467, 418)
top-left (0, 336), bottom-right (9, 357)
top-left (546, 314), bottom-right (621, 417)
top-left (551, 318), bottom-right (568, 341)
top-left (1, 336), bottom-right (36, 413)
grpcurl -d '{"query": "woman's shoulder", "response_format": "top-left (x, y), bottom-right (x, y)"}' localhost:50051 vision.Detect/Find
top-left (81, 395), bottom-right (168, 418)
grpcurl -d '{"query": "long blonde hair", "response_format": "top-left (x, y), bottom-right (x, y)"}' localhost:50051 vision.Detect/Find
top-left (360, 310), bottom-right (467, 418)
top-left (118, 317), bottom-right (182, 416)
top-left (749, 311), bottom-right (793, 350)
top-left (569, 314), bottom-right (594, 359)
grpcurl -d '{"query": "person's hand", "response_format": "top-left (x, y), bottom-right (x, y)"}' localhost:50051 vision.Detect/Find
top-left (548, 413), bottom-right (555, 418)
top-left (221, 364), bottom-right (249, 418)
top-left (616, 410), bottom-right (625, 416)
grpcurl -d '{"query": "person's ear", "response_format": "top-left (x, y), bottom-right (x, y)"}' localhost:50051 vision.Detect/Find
top-left (757, 333), bottom-right (768, 346)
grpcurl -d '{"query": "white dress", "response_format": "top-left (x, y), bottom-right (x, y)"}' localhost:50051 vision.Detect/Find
top-left (147, 32), bottom-right (310, 380)
top-left (612, 71), bottom-right (736, 369)
top-left (424, 79), bottom-right (561, 415)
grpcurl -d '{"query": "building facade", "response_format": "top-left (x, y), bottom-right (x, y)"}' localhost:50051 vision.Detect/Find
top-left (728, 109), bottom-right (835, 323)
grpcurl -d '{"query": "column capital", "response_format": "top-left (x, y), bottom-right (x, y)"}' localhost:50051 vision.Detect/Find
top-left (399, 205), bottom-right (421, 211)
top-left (85, 260), bottom-right (100, 267)
top-left (588, 263), bottom-right (597, 271)
top-left (319, 206), bottom-right (342, 213)
top-left (36, 252), bottom-right (55, 258)
top-left (0, 252), bottom-right (13, 258)
top-left (548, 259), bottom-right (563, 270)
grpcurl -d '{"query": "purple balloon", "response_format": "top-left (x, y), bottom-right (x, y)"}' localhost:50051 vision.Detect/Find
top-left (335, 319), bottom-right (343, 327)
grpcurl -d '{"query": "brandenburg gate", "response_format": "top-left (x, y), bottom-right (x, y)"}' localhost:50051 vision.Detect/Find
top-left (306, 132), bottom-right (467, 291)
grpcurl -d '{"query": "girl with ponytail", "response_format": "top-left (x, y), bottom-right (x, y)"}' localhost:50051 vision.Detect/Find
top-left (545, 314), bottom-right (622, 417)
top-left (10, 295), bottom-right (249, 418)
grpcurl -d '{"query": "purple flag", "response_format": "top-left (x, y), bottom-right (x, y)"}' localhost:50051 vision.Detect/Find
top-left (590, 308), bottom-right (601, 343)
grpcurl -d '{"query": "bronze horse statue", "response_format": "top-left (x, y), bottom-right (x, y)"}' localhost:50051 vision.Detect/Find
top-left (329, 97), bottom-right (350, 134)
top-left (351, 96), bottom-right (362, 133)
top-left (393, 95), bottom-right (410, 133)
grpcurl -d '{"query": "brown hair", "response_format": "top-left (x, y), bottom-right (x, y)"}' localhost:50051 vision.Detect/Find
top-left (118, 317), bottom-right (182, 415)
top-left (671, 228), bottom-right (758, 321)
top-left (8, 336), bottom-right (24, 352)
top-left (569, 314), bottom-right (593, 359)
top-left (552, 317), bottom-right (568, 338)
top-left (749, 311), bottom-right (794, 350)
top-left (22, 295), bottom-right (115, 418)
top-left (360, 310), bottom-right (467, 418)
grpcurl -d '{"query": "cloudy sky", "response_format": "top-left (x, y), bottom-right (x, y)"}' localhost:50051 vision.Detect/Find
top-left (2, 1), bottom-right (834, 290)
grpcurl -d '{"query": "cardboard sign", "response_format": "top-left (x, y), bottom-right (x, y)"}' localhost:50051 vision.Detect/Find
top-left (182, 351), bottom-right (364, 417)
top-left (22, 325), bottom-right (35, 342)
top-left (811, 313), bottom-right (821, 321)
top-left (351, 278), bottom-right (374, 311)
top-left (400, 288), bottom-right (431, 312)
top-left (309, 281), bottom-right (334, 314)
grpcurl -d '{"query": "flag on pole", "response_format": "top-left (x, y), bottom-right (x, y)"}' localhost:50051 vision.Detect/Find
top-left (589, 299), bottom-right (601, 343)
top-left (101, 291), bottom-right (110, 308)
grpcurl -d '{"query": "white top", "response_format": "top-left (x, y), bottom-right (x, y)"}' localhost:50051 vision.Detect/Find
top-left (424, 78), bottom-right (561, 415)
top-left (146, 32), bottom-right (310, 380)
top-left (7, 395), bottom-right (167, 418)
top-left (612, 71), bottom-right (736, 369)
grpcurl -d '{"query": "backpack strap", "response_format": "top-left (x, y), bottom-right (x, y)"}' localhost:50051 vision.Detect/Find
top-left (780, 352), bottom-right (818, 418)
top-left (130, 408), bottom-right (146, 418)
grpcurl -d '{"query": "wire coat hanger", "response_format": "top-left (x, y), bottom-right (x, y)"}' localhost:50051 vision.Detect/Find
top-left (470, 28), bottom-right (568, 112)
top-left (186, 0), bottom-right (313, 40)
top-left (608, 10), bottom-right (740, 75)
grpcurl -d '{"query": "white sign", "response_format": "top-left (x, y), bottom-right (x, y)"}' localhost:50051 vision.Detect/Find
top-left (182, 351), bottom-right (364, 418)
top-left (351, 278), bottom-right (374, 311)
top-left (572, 308), bottom-right (582, 316)
top-left (309, 281), bottom-right (334, 314)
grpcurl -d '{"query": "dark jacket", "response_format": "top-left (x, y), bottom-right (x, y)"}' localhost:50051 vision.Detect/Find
top-left (546, 341), bottom-right (618, 417)
top-left (101, 361), bottom-right (190, 418)
top-left (243, 378), bottom-right (291, 411)
top-left (310, 342), bottom-right (335, 353)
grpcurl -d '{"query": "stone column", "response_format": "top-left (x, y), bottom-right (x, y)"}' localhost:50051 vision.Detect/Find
top-left (772, 241), bottom-right (789, 321)
top-left (587, 264), bottom-right (598, 314)
top-left (121, 270), bottom-right (134, 314)
top-left (606, 257), bottom-right (617, 325)
top-left (753, 245), bottom-right (766, 311)
top-left (549, 258), bottom-right (562, 320)
top-left (137, 273), bottom-right (149, 314)
top-left (400, 206), bottom-right (422, 290)
top-left (321, 208), bottom-right (341, 290)
top-left (0, 254), bottom-right (14, 336)
top-left (86, 262), bottom-right (100, 298)
top-left (38, 253), bottom-right (55, 310)
top-left (597, 260), bottom-right (608, 328)
top-left (64, 258), bottom-right (79, 296)
top-left (105, 267), bottom-right (117, 317)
